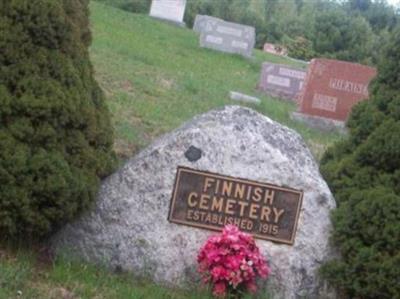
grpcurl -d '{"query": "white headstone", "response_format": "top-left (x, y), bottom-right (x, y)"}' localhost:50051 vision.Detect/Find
top-left (149, 0), bottom-right (187, 24)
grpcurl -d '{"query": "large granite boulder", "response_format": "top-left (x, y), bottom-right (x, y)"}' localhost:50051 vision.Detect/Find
top-left (53, 106), bottom-right (336, 299)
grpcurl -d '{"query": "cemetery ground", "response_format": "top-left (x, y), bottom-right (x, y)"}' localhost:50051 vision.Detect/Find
top-left (88, 2), bottom-right (341, 161)
top-left (0, 247), bottom-right (214, 299)
top-left (0, 247), bottom-right (270, 298)
top-left (1, 1), bottom-right (342, 298)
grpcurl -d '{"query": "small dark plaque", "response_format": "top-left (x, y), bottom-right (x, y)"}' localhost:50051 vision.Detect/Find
top-left (168, 167), bottom-right (303, 245)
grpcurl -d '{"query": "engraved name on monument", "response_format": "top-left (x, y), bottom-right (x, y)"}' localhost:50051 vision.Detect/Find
top-left (311, 93), bottom-right (337, 112)
top-left (149, 0), bottom-right (187, 24)
top-left (198, 17), bottom-right (255, 58)
top-left (257, 62), bottom-right (307, 101)
top-left (169, 167), bottom-right (303, 245)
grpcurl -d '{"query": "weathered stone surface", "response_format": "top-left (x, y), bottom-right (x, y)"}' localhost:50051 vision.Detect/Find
top-left (52, 106), bottom-right (336, 299)
top-left (149, 0), bottom-right (187, 25)
top-left (197, 17), bottom-right (255, 57)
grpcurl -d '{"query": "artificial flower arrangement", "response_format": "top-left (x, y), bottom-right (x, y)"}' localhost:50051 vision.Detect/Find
top-left (197, 225), bottom-right (270, 298)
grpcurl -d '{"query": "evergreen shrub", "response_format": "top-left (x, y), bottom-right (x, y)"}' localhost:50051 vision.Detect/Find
top-left (0, 0), bottom-right (116, 240)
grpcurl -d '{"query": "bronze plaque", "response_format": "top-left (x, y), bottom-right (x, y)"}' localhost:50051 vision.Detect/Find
top-left (168, 167), bottom-right (303, 245)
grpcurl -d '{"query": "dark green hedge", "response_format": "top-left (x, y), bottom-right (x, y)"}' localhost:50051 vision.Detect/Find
top-left (320, 27), bottom-right (400, 298)
top-left (0, 0), bottom-right (116, 240)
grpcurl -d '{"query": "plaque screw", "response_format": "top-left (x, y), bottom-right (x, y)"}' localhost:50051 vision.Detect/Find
top-left (184, 145), bottom-right (202, 162)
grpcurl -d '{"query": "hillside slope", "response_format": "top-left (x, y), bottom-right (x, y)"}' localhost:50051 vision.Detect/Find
top-left (89, 1), bottom-right (340, 160)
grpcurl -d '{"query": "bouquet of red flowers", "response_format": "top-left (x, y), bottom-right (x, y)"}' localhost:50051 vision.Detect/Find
top-left (197, 225), bottom-right (270, 298)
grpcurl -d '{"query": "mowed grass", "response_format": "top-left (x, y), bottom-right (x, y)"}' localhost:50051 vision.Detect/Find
top-left (0, 248), bottom-right (204, 299)
top-left (89, 1), bottom-right (341, 160)
top-left (0, 247), bottom-right (271, 299)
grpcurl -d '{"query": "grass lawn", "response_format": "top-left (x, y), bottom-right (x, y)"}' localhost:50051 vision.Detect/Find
top-left (89, 1), bottom-right (342, 161)
top-left (0, 247), bottom-right (271, 299)
top-left (0, 247), bottom-right (207, 299)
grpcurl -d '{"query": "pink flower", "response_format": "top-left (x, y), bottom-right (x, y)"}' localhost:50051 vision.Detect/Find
top-left (224, 225), bottom-right (239, 235)
top-left (225, 256), bottom-right (241, 270)
top-left (230, 270), bottom-right (243, 288)
top-left (206, 249), bottom-right (221, 263)
top-left (197, 225), bottom-right (270, 297)
top-left (211, 266), bottom-right (228, 281)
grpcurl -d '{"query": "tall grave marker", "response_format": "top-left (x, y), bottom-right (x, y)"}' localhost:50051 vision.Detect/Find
top-left (149, 0), bottom-right (187, 25)
top-left (196, 15), bottom-right (255, 58)
top-left (296, 58), bottom-right (377, 122)
top-left (257, 62), bottom-right (307, 101)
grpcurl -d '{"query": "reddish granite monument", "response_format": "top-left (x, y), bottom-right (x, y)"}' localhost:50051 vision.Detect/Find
top-left (263, 43), bottom-right (288, 56)
top-left (297, 59), bottom-right (377, 121)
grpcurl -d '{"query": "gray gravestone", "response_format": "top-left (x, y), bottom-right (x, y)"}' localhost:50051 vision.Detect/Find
top-left (198, 17), bottom-right (255, 58)
top-left (149, 0), bottom-right (187, 25)
top-left (53, 106), bottom-right (336, 299)
top-left (257, 62), bottom-right (307, 101)
top-left (193, 15), bottom-right (219, 33)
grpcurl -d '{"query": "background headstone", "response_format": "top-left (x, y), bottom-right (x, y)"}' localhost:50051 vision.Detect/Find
top-left (149, 0), bottom-right (187, 25)
top-left (198, 17), bottom-right (255, 58)
top-left (297, 58), bottom-right (377, 121)
top-left (53, 106), bottom-right (336, 299)
top-left (263, 43), bottom-right (288, 56)
top-left (193, 15), bottom-right (219, 33)
top-left (257, 62), bottom-right (307, 101)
